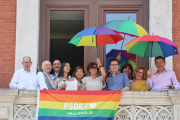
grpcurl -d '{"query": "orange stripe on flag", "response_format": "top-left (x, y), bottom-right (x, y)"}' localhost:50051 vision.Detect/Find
top-left (40, 94), bottom-right (121, 102)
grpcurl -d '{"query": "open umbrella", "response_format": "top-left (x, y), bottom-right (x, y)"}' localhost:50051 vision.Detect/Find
top-left (106, 49), bottom-right (136, 70)
top-left (69, 27), bottom-right (124, 47)
top-left (125, 35), bottom-right (179, 58)
top-left (101, 20), bottom-right (148, 37)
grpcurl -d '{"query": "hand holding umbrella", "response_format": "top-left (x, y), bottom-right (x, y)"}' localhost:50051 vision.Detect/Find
top-left (116, 52), bottom-right (121, 61)
top-left (147, 68), bottom-right (152, 78)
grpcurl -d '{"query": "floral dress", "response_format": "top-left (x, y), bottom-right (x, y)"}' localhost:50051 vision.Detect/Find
top-left (53, 76), bottom-right (72, 90)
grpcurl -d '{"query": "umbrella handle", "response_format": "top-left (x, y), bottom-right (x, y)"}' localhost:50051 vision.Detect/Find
top-left (120, 34), bottom-right (126, 50)
top-left (150, 41), bottom-right (153, 68)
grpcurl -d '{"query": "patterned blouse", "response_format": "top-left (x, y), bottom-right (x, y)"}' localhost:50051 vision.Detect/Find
top-left (53, 76), bottom-right (73, 90)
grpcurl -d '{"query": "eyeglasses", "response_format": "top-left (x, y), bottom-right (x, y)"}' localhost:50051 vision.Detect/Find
top-left (76, 71), bottom-right (83, 73)
top-left (90, 67), bottom-right (98, 69)
top-left (155, 62), bottom-right (164, 65)
top-left (136, 71), bottom-right (143, 75)
top-left (110, 64), bottom-right (118, 66)
top-left (23, 62), bottom-right (31, 64)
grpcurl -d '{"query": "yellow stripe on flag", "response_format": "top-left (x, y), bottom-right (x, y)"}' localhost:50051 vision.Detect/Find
top-left (39, 101), bottom-right (119, 110)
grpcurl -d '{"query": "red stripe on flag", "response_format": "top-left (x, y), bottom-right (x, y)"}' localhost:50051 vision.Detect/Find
top-left (40, 90), bottom-right (122, 95)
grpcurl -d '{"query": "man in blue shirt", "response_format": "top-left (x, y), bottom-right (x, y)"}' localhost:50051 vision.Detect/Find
top-left (105, 58), bottom-right (130, 91)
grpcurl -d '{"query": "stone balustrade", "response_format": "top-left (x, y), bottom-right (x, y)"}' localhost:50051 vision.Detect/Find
top-left (0, 89), bottom-right (180, 120)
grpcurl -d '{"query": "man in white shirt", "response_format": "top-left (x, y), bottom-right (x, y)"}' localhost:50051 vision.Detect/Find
top-left (50, 60), bottom-right (61, 79)
top-left (9, 56), bottom-right (38, 90)
top-left (37, 60), bottom-right (53, 90)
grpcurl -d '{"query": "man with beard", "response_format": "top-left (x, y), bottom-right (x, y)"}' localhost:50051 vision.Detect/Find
top-left (37, 60), bottom-right (53, 90)
top-left (9, 56), bottom-right (38, 90)
top-left (147, 56), bottom-right (180, 91)
top-left (50, 60), bottom-right (61, 79)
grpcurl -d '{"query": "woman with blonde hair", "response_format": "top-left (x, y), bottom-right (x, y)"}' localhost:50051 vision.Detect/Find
top-left (130, 66), bottom-right (149, 91)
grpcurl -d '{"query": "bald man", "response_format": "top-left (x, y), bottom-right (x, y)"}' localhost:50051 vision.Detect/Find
top-left (9, 56), bottom-right (38, 90)
top-left (50, 60), bottom-right (61, 79)
top-left (37, 60), bottom-right (53, 90)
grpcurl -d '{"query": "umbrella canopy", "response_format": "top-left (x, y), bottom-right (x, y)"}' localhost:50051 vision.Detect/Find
top-left (101, 20), bottom-right (148, 37)
top-left (125, 35), bottom-right (179, 58)
top-left (106, 49), bottom-right (136, 70)
top-left (69, 27), bottom-right (124, 47)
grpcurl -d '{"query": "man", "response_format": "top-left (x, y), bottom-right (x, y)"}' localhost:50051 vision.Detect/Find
top-left (51, 60), bottom-right (61, 78)
top-left (105, 58), bottom-right (130, 91)
top-left (37, 60), bottom-right (53, 90)
top-left (9, 56), bottom-right (38, 90)
top-left (147, 56), bottom-right (180, 91)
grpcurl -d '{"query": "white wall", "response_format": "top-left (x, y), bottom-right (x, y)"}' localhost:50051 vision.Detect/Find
top-left (15, 0), bottom-right (40, 72)
top-left (149, 0), bottom-right (172, 72)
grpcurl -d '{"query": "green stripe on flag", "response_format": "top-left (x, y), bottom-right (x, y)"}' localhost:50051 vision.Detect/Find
top-left (38, 109), bottom-right (117, 118)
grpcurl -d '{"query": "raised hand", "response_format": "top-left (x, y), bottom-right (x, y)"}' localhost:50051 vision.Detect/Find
top-left (116, 52), bottom-right (121, 61)
top-left (96, 58), bottom-right (102, 67)
top-left (147, 68), bottom-right (152, 78)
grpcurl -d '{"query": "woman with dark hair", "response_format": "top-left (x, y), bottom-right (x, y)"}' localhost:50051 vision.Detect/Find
top-left (82, 58), bottom-right (106, 90)
top-left (120, 64), bottom-right (134, 80)
top-left (130, 66), bottom-right (149, 91)
top-left (53, 62), bottom-right (72, 90)
top-left (72, 66), bottom-right (86, 90)
top-left (117, 52), bottom-right (134, 82)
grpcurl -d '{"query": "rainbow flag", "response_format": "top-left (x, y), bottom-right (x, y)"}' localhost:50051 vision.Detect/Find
top-left (37, 90), bottom-right (121, 120)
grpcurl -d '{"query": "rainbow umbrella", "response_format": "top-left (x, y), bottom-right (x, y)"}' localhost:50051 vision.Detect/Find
top-left (106, 49), bottom-right (136, 70)
top-left (101, 20), bottom-right (148, 37)
top-left (69, 27), bottom-right (124, 46)
top-left (125, 35), bottom-right (179, 58)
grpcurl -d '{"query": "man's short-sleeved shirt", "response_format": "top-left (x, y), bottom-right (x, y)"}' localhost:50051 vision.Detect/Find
top-left (105, 71), bottom-right (130, 90)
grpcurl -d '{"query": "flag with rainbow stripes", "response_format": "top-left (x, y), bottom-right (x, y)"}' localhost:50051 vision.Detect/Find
top-left (37, 90), bottom-right (121, 120)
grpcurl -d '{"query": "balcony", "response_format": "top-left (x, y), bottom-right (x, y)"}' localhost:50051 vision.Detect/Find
top-left (0, 89), bottom-right (180, 120)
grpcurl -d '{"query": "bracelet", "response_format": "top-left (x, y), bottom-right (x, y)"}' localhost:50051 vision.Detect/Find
top-left (99, 65), bottom-right (103, 68)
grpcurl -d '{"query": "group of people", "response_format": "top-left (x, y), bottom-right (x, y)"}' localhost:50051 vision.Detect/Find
top-left (9, 55), bottom-right (180, 91)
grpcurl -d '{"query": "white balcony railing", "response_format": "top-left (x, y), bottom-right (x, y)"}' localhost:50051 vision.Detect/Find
top-left (0, 89), bottom-right (180, 120)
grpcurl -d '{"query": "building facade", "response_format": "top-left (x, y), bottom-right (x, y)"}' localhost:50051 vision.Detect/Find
top-left (0, 0), bottom-right (180, 88)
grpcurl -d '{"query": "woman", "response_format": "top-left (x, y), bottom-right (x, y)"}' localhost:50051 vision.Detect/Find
top-left (117, 52), bottom-right (133, 82)
top-left (82, 58), bottom-right (106, 90)
top-left (72, 66), bottom-right (86, 90)
top-left (53, 62), bottom-right (72, 90)
top-left (120, 64), bottom-right (134, 81)
top-left (130, 66), bottom-right (149, 91)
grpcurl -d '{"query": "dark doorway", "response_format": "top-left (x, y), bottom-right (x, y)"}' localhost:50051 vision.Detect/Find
top-left (50, 11), bottom-right (84, 74)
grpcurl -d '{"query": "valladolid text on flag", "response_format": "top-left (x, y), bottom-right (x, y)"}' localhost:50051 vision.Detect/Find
top-left (37, 90), bottom-right (121, 120)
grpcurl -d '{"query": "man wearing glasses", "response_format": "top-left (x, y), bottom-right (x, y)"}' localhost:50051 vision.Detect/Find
top-left (105, 58), bottom-right (130, 91)
top-left (9, 56), bottom-right (38, 90)
top-left (147, 56), bottom-right (180, 91)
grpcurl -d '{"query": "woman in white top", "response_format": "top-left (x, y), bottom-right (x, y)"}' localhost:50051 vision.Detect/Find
top-left (82, 58), bottom-right (106, 90)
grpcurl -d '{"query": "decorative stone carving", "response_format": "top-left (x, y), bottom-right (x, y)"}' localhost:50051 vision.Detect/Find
top-left (14, 105), bottom-right (37, 120)
top-left (115, 106), bottom-right (172, 120)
